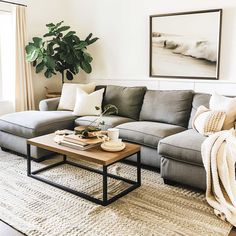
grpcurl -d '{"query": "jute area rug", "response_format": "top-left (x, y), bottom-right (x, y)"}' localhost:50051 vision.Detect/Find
top-left (0, 150), bottom-right (232, 236)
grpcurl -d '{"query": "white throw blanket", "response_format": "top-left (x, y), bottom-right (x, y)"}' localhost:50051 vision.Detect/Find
top-left (201, 129), bottom-right (236, 226)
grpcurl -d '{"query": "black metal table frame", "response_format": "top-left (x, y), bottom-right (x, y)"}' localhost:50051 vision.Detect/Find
top-left (27, 144), bottom-right (141, 206)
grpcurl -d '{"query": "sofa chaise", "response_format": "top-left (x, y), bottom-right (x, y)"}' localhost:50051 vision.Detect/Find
top-left (0, 85), bottom-right (222, 190)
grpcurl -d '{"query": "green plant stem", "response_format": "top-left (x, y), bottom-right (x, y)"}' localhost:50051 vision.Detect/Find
top-left (62, 71), bottom-right (64, 84)
top-left (88, 109), bottom-right (108, 128)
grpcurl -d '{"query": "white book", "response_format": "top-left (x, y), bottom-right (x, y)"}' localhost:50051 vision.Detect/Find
top-left (60, 140), bottom-right (100, 151)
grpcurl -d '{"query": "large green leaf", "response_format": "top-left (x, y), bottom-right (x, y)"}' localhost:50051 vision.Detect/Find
top-left (25, 44), bottom-right (36, 54)
top-left (87, 37), bottom-right (99, 45)
top-left (46, 23), bottom-right (55, 28)
top-left (57, 26), bottom-right (70, 33)
top-left (33, 37), bottom-right (43, 48)
top-left (83, 52), bottom-right (93, 63)
top-left (64, 31), bottom-right (76, 38)
top-left (36, 61), bottom-right (45, 73)
top-left (85, 33), bottom-right (93, 42)
top-left (47, 42), bottom-right (54, 55)
top-left (81, 61), bottom-right (92, 73)
top-left (43, 32), bottom-right (56, 37)
top-left (66, 70), bottom-right (73, 80)
top-left (44, 69), bottom-right (53, 78)
top-left (26, 50), bottom-right (39, 62)
top-left (74, 41), bottom-right (88, 50)
top-left (55, 21), bottom-right (64, 29)
top-left (44, 56), bottom-right (56, 69)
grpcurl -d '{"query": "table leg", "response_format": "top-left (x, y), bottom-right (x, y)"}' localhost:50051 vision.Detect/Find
top-left (137, 151), bottom-right (141, 186)
top-left (27, 144), bottom-right (31, 176)
top-left (103, 166), bottom-right (108, 205)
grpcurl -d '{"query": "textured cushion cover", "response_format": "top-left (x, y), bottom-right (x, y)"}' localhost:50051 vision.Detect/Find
top-left (116, 121), bottom-right (186, 148)
top-left (58, 82), bottom-right (96, 111)
top-left (188, 93), bottom-right (211, 129)
top-left (75, 115), bottom-right (134, 130)
top-left (159, 129), bottom-right (207, 166)
top-left (73, 88), bottom-right (104, 116)
top-left (210, 92), bottom-right (236, 130)
top-left (192, 105), bottom-right (226, 136)
top-left (103, 85), bottom-right (147, 120)
top-left (0, 111), bottom-right (76, 138)
top-left (140, 90), bottom-right (193, 128)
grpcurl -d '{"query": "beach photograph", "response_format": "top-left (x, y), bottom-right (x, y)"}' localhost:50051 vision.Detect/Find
top-left (150, 10), bottom-right (222, 79)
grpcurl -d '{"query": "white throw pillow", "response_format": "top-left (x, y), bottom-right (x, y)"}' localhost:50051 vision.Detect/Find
top-left (210, 92), bottom-right (236, 130)
top-left (57, 82), bottom-right (96, 111)
top-left (192, 105), bottom-right (226, 136)
top-left (73, 88), bottom-right (105, 116)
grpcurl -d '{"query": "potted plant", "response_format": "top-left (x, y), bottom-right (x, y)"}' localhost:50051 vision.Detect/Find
top-left (25, 21), bottom-right (98, 83)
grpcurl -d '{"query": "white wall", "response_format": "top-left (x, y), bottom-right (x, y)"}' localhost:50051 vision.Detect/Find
top-left (65, 0), bottom-right (236, 95)
top-left (6, 0), bottom-right (236, 110)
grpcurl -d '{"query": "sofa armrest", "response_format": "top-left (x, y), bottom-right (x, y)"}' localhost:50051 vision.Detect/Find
top-left (39, 97), bottom-right (60, 111)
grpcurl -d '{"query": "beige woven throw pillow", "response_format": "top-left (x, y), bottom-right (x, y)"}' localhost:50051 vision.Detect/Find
top-left (192, 105), bottom-right (226, 136)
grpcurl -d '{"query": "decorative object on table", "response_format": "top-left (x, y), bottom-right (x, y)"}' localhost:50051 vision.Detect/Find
top-left (55, 130), bottom-right (74, 136)
top-left (54, 129), bottom-right (104, 150)
top-left (57, 82), bottom-right (96, 110)
top-left (74, 126), bottom-right (106, 138)
top-left (45, 87), bottom-right (61, 99)
top-left (101, 140), bottom-right (126, 152)
top-left (107, 128), bottom-right (119, 141)
top-left (74, 104), bottom-right (118, 138)
top-left (60, 135), bottom-right (103, 150)
top-left (150, 9), bottom-right (222, 79)
top-left (25, 21), bottom-right (98, 84)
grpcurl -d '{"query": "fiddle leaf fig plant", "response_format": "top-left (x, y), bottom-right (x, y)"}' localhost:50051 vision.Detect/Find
top-left (25, 21), bottom-right (99, 83)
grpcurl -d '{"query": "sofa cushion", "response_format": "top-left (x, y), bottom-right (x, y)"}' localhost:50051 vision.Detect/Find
top-left (188, 93), bottom-right (211, 129)
top-left (103, 85), bottom-right (147, 120)
top-left (0, 111), bottom-right (76, 139)
top-left (116, 121), bottom-right (186, 148)
top-left (140, 90), bottom-right (193, 128)
top-left (75, 115), bottom-right (134, 130)
top-left (159, 129), bottom-right (207, 166)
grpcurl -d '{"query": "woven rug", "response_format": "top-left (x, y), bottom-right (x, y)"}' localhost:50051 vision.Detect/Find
top-left (0, 150), bottom-right (232, 236)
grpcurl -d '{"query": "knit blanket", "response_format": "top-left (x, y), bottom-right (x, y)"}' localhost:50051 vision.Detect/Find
top-left (201, 129), bottom-right (236, 226)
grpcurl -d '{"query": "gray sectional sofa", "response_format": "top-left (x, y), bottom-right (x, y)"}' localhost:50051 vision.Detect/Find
top-left (0, 85), bottom-right (214, 190)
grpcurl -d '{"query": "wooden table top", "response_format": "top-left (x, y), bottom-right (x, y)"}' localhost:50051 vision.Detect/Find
top-left (27, 133), bottom-right (140, 166)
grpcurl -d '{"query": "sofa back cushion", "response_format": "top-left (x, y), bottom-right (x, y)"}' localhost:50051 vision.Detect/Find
top-left (140, 90), bottom-right (193, 127)
top-left (103, 85), bottom-right (147, 120)
top-left (188, 93), bottom-right (211, 129)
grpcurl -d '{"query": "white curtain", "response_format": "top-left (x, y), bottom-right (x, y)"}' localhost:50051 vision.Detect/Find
top-left (15, 5), bottom-right (35, 111)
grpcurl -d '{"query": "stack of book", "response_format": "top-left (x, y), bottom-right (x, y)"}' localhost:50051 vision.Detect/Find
top-left (60, 134), bottom-right (103, 150)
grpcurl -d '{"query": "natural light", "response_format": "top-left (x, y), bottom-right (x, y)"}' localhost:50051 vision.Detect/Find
top-left (0, 7), bottom-right (15, 111)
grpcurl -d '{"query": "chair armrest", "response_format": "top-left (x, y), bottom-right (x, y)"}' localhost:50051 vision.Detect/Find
top-left (39, 97), bottom-right (60, 111)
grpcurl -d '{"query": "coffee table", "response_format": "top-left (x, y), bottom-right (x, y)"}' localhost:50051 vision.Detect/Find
top-left (27, 133), bottom-right (141, 206)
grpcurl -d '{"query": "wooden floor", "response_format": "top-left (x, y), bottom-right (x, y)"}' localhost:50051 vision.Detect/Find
top-left (0, 220), bottom-right (235, 235)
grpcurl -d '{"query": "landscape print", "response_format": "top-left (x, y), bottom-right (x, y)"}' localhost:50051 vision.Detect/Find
top-left (150, 9), bottom-right (222, 79)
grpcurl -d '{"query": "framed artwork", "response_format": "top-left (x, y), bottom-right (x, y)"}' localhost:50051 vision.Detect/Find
top-left (149, 9), bottom-right (222, 80)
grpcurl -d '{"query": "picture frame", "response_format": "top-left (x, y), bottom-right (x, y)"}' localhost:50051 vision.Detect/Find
top-left (149, 9), bottom-right (222, 80)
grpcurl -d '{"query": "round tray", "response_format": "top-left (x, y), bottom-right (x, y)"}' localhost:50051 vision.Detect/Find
top-left (101, 142), bottom-right (126, 152)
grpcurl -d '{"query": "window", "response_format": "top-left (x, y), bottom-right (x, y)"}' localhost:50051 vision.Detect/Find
top-left (0, 4), bottom-right (15, 104)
